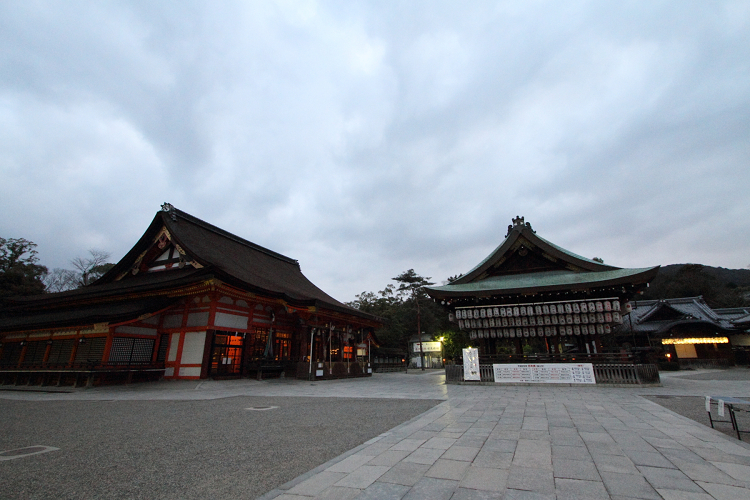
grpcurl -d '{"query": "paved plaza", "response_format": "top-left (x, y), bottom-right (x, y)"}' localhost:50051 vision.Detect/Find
top-left (2, 369), bottom-right (750, 499)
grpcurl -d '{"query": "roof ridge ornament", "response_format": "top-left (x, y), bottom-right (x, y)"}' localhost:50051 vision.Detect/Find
top-left (506, 216), bottom-right (534, 237)
top-left (161, 202), bottom-right (177, 222)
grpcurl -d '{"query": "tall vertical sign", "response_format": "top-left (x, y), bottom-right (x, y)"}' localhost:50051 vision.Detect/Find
top-left (463, 347), bottom-right (481, 381)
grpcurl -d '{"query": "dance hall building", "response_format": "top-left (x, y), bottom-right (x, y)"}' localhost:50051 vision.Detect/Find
top-left (426, 217), bottom-right (660, 356)
top-left (0, 204), bottom-right (380, 385)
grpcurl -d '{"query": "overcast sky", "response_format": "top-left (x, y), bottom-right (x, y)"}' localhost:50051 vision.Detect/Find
top-left (2, 1), bottom-right (749, 302)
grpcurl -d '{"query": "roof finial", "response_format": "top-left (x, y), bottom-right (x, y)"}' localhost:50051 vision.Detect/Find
top-left (506, 216), bottom-right (534, 237)
top-left (161, 202), bottom-right (177, 221)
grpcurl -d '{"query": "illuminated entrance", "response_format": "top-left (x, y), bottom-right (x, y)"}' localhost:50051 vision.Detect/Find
top-left (209, 332), bottom-right (245, 377)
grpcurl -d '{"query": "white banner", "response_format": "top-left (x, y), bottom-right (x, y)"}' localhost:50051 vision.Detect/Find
top-left (463, 348), bottom-right (481, 381)
top-left (413, 341), bottom-right (442, 352)
top-left (492, 363), bottom-right (595, 384)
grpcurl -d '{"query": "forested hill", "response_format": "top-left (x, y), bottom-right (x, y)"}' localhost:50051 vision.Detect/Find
top-left (640, 264), bottom-right (750, 308)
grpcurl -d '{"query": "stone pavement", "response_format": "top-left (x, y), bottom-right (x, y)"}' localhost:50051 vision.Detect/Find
top-left (4, 369), bottom-right (750, 499)
top-left (256, 370), bottom-right (750, 500)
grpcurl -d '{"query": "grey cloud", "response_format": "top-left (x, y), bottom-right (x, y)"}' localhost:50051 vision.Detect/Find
top-left (1, 1), bottom-right (749, 301)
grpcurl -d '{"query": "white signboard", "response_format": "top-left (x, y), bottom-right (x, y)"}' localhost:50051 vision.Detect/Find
top-left (492, 363), bottom-right (596, 384)
top-left (463, 348), bottom-right (481, 381)
top-left (413, 341), bottom-right (442, 352)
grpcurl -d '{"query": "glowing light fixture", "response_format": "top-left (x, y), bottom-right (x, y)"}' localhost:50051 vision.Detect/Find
top-left (661, 337), bottom-right (729, 345)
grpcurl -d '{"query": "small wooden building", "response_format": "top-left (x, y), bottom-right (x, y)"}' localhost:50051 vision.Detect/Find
top-left (426, 217), bottom-right (660, 357)
top-left (614, 297), bottom-right (745, 367)
top-left (0, 204), bottom-right (380, 384)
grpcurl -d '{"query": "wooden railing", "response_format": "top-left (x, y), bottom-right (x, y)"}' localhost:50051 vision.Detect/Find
top-left (373, 362), bottom-right (407, 373)
top-left (0, 363), bottom-right (166, 387)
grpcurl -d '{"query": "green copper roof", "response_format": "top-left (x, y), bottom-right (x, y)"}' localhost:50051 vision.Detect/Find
top-left (427, 267), bottom-right (659, 298)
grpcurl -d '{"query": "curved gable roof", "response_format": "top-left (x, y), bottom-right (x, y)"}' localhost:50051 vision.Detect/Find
top-left (427, 217), bottom-right (659, 300)
top-left (95, 205), bottom-right (371, 317)
top-left (453, 220), bottom-right (618, 285)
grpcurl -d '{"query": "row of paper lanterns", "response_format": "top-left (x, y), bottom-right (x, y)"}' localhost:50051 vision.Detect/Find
top-left (457, 310), bottom-right (621, 331)
top-left (469, 323), bottom-right (610, 340)
top-left (455, 299), bottom-right (624, 321)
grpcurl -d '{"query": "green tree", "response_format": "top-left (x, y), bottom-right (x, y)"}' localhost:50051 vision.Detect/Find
top-left (348, 269), bottom-right (463, 360)
top-left (643, 264), bottom-right (744, 308)
top-left (0, 237), bottom-right (48, 299)
top-left (438, 329), bottom-right (471, 361)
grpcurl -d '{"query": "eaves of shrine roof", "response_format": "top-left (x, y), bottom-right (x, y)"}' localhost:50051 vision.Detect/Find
top-left (714, 307), bottom-right (750, 323)
top-left (0, 268), bottom-right (205, 331)
top-left (0, 296), bottom-right (177, 331)
top-left (6, 268), bottom-right (207, 308)
top-left (427, 267), bottom-right (659, 299)
top-left (733, 314), bottom-right (750, 328)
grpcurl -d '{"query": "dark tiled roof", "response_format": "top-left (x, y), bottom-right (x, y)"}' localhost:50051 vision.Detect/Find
top-left (1, 206), bottom-right (378, 331)
top-left (155, 208), bottom-right (373, 318)
top-left (7, 268), bottom-right (206, 307)
top-left (0, 297), bottom-right (176, 331)
top-left (613, 297), bottom-right (738, 336)
top-left (714, 307), bottom-right (750, 324)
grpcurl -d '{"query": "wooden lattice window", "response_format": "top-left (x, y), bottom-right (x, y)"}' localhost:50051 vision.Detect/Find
top-left (47, 339), bottom-right (75, 366)
top-left (22, 341), bottom-right (47, 365)
top-left (74, 337), bottom-right (106, 365)
top-left (0, 343), bottom-right (23, 367)
top-left (156, 334), bottom-right (170, 362)
top-left (108, 337), bottom-right (156, 365)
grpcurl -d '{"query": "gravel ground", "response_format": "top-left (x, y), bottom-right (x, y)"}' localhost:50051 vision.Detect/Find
top-left (664, 367), bottom-right (750, 380)
top-left (644, 368), bottom-right (750, 441)
top-left (0, 396), bottom-right (441, 499)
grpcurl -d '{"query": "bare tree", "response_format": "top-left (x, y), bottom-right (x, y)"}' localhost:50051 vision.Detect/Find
top-left (44, 268), bottom-right (79, 292)
top-left (70, 249), bottom-right (113, 287)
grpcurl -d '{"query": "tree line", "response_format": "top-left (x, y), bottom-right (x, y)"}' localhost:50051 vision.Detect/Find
top-left (3, 235), bottom-right (747, 352)
top-left (346, 269), bottom-right (469, 360)
top-left (0, 237), bottom-right (114, 301)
